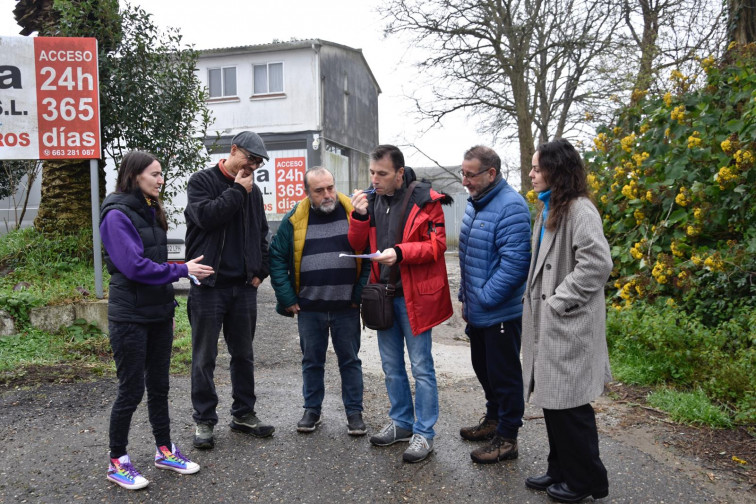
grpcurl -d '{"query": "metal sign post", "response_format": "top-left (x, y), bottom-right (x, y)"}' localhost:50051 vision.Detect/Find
top-left (0, 36), bottom-right (103, 297)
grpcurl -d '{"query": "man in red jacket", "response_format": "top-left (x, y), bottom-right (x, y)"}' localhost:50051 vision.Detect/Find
top-left (349, 144), bottom-right (453, 463)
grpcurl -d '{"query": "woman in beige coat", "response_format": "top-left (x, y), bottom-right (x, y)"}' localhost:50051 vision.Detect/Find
top-left (521, 139), bottom-right (613, 503)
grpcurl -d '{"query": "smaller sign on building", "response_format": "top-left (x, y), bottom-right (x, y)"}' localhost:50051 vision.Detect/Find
top-left (254, 154), bottom-right (306, 214)
top-left (0, 36), bottom-right (100, 160)
top-left (274, 156), bottom-right (306, 213)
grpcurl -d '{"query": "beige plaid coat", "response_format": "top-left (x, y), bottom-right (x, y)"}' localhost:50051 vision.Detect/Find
top-left (522, 197), bottom-right (613, 410)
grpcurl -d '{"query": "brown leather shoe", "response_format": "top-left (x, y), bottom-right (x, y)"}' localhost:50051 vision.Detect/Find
top-left (470, 435), bottom-right (518, 463)
top-left (459, 416), bottom-right (497, 441)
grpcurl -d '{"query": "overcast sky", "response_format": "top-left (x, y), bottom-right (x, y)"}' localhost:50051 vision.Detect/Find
top-left (0, 0), bottom-right (503, 168)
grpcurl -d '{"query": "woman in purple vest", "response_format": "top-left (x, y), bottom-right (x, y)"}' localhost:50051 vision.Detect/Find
top-left (100, 151), bottom-right (213, 490)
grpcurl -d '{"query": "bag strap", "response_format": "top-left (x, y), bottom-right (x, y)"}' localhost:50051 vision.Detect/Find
top-left (388, 180), bottom-right (419, 285)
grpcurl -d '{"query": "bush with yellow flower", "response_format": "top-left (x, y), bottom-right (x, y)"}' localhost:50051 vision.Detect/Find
top-left (584, 43), bottom-right (756, 323)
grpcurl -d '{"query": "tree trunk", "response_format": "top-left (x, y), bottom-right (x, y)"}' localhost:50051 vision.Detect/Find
top-left (33, 160), bottom-right (106, 235)
top-left (632, 0), bottom-right (660, 94)
top-left (729, 0), bottom-right (756, 44)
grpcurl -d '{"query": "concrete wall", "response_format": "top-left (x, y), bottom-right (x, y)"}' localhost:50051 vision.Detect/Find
top-left (198, 47), bottom-right (320, 135)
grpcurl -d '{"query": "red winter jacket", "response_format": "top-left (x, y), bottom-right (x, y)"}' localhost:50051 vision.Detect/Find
top-left (348, 182), bottom-right (453, 335)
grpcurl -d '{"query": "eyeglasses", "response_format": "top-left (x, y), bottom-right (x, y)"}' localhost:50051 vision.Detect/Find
top-left (459, 168), bottom-right (491, 179)
top-left (239, 148), bottom-right (265, 168)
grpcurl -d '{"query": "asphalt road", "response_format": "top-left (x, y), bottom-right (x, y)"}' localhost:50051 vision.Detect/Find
top-left (0, 277), bottom-right (746, 503)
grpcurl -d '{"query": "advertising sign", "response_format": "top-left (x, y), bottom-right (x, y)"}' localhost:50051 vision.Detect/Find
top-left (274, 156), bottom-right (306, 213)
top-left (250, 154), bottom-right (306, 214)
top-left (0, 36), bottom-right (100, 160)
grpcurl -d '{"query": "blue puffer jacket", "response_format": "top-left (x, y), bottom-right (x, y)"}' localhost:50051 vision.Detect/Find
top-left (458, 178), bottom-right (532, 327)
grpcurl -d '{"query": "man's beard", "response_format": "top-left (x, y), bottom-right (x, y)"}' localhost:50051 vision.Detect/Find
top-left (312, 199), bottom-right (337, 214)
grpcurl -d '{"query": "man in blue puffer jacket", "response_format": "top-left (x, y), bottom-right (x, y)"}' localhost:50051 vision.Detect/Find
top-left (457, 145), bottom-right (531, 464)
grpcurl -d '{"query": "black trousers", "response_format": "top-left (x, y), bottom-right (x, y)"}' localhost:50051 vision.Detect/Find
top-left (109, 319), bottom-right (173, 458)
top-left (189, 284), bottom-right (258, 424)
top-left (467, 318), bottom-right (524, 439)
top-left (543, 404), bottom-right (609, 494)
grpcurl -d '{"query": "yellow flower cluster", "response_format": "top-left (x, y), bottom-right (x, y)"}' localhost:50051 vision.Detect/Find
top-left (670, 105), bottom-right (686, 124)
top-left (691, 254), bottom-right (703, 266)
top-left (593, 132), bottom-right (608, 152)
top-left (632, 152), bottom-right (650, 167)
top-left (630, 239), bottom-right (646, 260)
top-left (666, 298), bottom-right (677, 307)
top-left (587, 173), bottom-right (600, 192)
top-left (669, 70), bottom-right (692, 92)
top-left (704, 254), bottom-right (725, 272)
top-left (693, 206), bottom-right (704, 220)
top-left (701, 55), bottom-right (716, 72)
top-left (610, 181), bottom-right (620, 192)
top-left (721, 138), bottom-right (734, 155)
top-left (639, 123), bottom-right (650, 134)
top-left (678, 270), bottom-right (690, 281)
top-left (728, 41), bottom-right (738, 51)
top-left (635, 283), bottom-right (645, 296)
top-left (600, 194), bottom-right (609, 204)
top-left (663, 92), bottom-right (673, 107)
top-left (645, 190), bottom-right (654, 203)
top-left (618, 279), bottom-right (638, 300)
top-left (687, 131), bottom-right (702, 149)
top-left (633, 209), bottom-right (645, 225)
top-left (652, 261), bottom-right (672, 284)
top-left (669, 69), bottom-right (685, 82)
top-left (612, 126), bottom-right (622, 136)
top-left (686, 225), bottom-right (701, 236)
top-left (675, 186), bottom-right (690, 207)
top-left (631, 89), bottom-right (648, 102)
top-left (621, 179), bottom-right (639, 199)
top-left (665, 127), bottom-right (671, 138)
top-left (670, 240), bottom-right (684, 257)
top-left (525, 189), bottom-right (538, 204)
top-left (620, 133), bottom-right (636, 153)
top-left (717, 166), bottom-right (738, 189)
top-left (734, 149), bottom-right (754, 168)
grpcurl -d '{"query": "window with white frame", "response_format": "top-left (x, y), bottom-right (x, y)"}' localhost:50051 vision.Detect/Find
top-left (253, 62), bottom-right (284, 95)
top-left (208, 66), bottom-right (237, 98)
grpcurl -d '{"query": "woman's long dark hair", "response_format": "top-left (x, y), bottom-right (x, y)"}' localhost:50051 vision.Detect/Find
top-left (536, 138), bottom-right (592, 231)
top-left (115, 151), bottom-right (167, 231)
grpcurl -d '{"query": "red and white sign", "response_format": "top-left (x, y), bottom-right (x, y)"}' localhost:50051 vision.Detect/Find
top-left (274, 156), bottom-right (306, 212)
top-left (0, 36), bottom-right (100, 160)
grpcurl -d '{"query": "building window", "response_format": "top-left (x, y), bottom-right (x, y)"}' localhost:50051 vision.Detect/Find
top-left (253, 62), bottom-right (284, 95)
top-left (208, 67), bottom-right (237, 98)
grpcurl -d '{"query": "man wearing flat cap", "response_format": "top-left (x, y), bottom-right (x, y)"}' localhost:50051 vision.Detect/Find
top-left (185, 131), bottom-right (274, 449)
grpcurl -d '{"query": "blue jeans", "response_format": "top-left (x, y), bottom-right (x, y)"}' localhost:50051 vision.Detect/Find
top-left (297, 308), bottom-right (363, 416)
top-left (377, 296), bottom-right (439, 439)
top-left (189, 284), bottom-right (258, 425)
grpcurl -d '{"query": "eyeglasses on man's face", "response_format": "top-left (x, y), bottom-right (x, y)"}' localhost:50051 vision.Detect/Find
top-left (459, 167), bottom-right (491, 179)
top-left (240, 148), bottom-right (265, 168)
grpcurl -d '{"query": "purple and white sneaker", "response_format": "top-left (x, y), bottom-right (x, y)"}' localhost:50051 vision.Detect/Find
top-left (154, 444), bottom-right (200, 474)
top-left (107, 454), bottom-right (149, 490)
